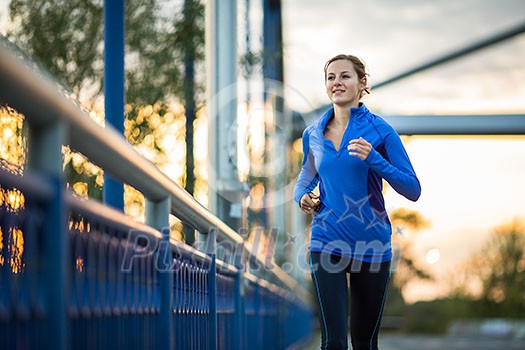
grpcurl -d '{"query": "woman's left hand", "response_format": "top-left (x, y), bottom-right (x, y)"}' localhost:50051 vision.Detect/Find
top-left (347, 137), bottom-right (372, 160)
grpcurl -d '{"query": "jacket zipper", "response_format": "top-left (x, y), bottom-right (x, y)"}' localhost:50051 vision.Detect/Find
top-left (337, 116), bottom-right (354, 158)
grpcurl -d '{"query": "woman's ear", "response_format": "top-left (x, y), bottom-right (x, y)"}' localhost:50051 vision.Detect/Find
top-left (360, 77), bottom-right (367, 92)
top-left (359, 76), bottom-right (370, 97)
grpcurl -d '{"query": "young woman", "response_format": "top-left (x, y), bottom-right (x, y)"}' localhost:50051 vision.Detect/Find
top-left (294, 54), bottom-right (421, 350)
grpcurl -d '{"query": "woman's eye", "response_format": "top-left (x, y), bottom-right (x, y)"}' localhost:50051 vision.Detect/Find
top-left (327, 76), bottom-right (334, 80)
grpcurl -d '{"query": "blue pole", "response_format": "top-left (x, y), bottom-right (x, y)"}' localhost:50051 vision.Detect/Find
top-left (103, 0), bottom-right (125, 210)
top-left (254, 282), bottom-right (261, 350)
top-left (146, 199), bottom-right (172, 349)
top-left (233, 258), bottom-right (244, 350)
top-left (43, 176), bottom-right (68, 350)
top-left (158, 227), bottom-right (173, 349)
top-left (28, 123), bottom-right (68, 350)
top-left (234, 240), bottom-right (246, 349)
top-left (262, 0), bottom-right (283, 85)
top-left (206, 230), bottom-right (218, 350)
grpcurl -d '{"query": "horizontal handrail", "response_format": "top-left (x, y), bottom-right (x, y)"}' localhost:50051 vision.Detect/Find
top-left (67, 189), bottom-right (307, 306)
top-left (68, 191), bottom-right (241, 274)
top-left (0, 167), bottom-right (53, 200)
top-left (66, 193), bottom-right (163, 240)
top-left (0, 39), bottom-right (310, 302)
top-left (68, 191), bottom-right (309, 299)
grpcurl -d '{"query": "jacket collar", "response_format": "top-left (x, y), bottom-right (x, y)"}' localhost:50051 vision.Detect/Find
top-left (315, 102), bottom-right (370, 132)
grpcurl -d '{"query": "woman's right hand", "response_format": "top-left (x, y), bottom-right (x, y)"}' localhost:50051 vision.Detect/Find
top-left (300, 192), bottom-right (321, 215)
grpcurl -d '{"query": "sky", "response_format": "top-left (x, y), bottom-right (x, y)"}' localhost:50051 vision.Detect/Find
top-left (0, 2), bottom-right (8, 35)
top-left (282, 0), bottom-right (525, 113)
top-left (281, 0), bottom-right (525, 301)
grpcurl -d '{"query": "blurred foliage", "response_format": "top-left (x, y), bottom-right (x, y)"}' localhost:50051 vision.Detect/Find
top-left (460, 219), bottom-right (525, 317)
top-left (0, 105), bottom-right (26, 172)
top-left (174, 0), bottom-right (205, 242)
top-left (389, 207), bottom-right (431, 231)
top-left (8, 0), bottom-right (103, 99)
top-left (173, 0), bottom-right (205, 74)
top-left (480, 220), bottom-right (525, 305)
top-left (239, 50), bottom-right (263, 79)
top-left (8, 0), bottom-right (183, 105)
top-left (177, 0), bottom-right (205, 200)
top-left (383, 208), bottom-right (433, 319)
top-left (401, 218), bottom-right (525, 334)
top-left (63, 147), bottom-right (103, 199)
top-left (7, 0), bottom-right (205, 222)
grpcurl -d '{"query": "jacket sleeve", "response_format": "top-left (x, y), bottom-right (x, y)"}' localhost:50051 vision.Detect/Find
top-left (364, 123), bottom-right (421, 201)
top-left (293, 128), bottom-right (320, 205)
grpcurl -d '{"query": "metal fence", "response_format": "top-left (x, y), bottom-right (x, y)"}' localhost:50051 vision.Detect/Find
top-left (0, 38), bottom-right (313, 349)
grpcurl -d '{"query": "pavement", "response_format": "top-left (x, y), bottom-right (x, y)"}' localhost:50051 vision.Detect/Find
top-left (299, 331), bottom-right (525, 350)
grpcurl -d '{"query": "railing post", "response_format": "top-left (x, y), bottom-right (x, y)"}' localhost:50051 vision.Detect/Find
top-left (103, 0), bottom-right (125, 210)
top-left (252, 280), bottom-right (261, 350)
top-left (233, 242), bottom-right (245, 350)
top-left (205, 229), bottom-right (217, 350)
top-left (145, 198), bottom-right (172, 350)
top-left (28, 122), bottom-right (68, 350)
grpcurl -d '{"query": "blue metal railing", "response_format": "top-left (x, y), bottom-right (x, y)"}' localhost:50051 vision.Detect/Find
top-left (0, 39), bottom-right (313, 349)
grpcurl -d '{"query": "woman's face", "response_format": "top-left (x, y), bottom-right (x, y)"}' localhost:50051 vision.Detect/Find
top-left (325, 59), bottom-right (365, 108)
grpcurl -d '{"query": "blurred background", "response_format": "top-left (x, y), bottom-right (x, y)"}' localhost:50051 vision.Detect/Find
top-left (1, 0), bottom-right (524, 347)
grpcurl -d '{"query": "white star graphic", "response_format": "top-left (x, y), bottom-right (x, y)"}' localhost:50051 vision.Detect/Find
top-left (336, 194), bottom-right (369, 224)
top-left (395, 225), bottom-right (406, 238)
top-left (366, 208), bottom-right (390, 230)
top-left (285, 232), bottom-right (298, 246)
top-left (312, 206), bottom-right (334, 233)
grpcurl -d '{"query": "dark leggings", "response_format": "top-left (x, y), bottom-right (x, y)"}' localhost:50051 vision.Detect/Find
top-left (309, 251), bottom-right (391, 350)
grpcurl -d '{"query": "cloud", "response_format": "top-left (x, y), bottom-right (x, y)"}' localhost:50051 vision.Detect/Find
top-left (283, 0), bottom-right (525, 112)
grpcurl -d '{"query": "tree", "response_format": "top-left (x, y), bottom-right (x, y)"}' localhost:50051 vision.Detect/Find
top-left (8, 0), bottom-right (181, 107)
top-left (7, 0), bottom-right (205, 228)
top-left (383, 208), bottom-right (432, 319)
top-left (170, 0), bottom-right (205, 243)
top-left (389, 208), bottom-right (432, 288)
top-left (469, 219), bottom-right (525, 317)
top-left (8, 0), bottom-right (104, 99)
top-left (173, 0), bottom-right (205, 196)
top-left (403, 219), bottom-right (525, 333)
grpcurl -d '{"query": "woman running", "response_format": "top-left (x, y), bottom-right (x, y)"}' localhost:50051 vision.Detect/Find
top-left (294, 54), bottom-right (421, 350)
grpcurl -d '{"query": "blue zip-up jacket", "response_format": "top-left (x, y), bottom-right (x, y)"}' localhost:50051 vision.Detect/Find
top-left (294, 103), bottom-right (421, 262)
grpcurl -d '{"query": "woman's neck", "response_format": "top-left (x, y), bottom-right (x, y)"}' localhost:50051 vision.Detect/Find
top-left (332, 101), bottom-right (359, 126)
